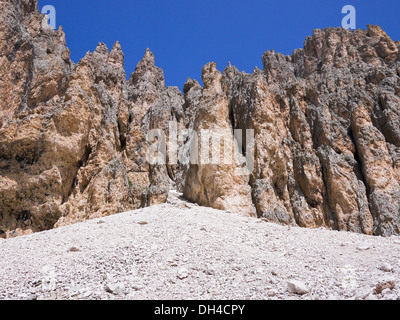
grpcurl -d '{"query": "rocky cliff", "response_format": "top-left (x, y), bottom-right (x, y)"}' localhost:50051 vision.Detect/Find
top-left (1, 0), bottom-right (400, 237)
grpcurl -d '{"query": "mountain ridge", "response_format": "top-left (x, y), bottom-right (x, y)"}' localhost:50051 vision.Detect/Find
top-left (1, 0), bottom-right (400, 237)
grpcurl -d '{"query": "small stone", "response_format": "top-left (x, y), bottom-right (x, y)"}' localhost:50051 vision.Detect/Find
top-left (167, 257), bottom-right (179, 266)
top-left (378, 263), bottom-right (393, 272)
top-left (267, 289), bottom-right (277, 297)
top-left (204, 269), bottom-right (215, 276)
top-left (105, 283), bottom-right (126, 296)
top-left (132, 284), bottom-right (144, 291)
top-left (137, 221), bottom-right (148, 225)
top-left (31, 280), bottom-right (42, 287)
top-left (356, 245), bottom-right (371, 251)
top-left (68, 247), bottom-right (81, 252)
top-left (381, 288), bottom-right (392, 296)
top-left (287, 280), bottom-right (309, 295)
top-left (177, 268), bottom-right (189, 280)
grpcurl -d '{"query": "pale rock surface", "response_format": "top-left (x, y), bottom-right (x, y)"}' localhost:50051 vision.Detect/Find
top-left (0, 191), bottom-right (399, 300)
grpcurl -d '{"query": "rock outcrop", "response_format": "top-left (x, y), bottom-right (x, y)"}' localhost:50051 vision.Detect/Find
top-left (1, 0), bottom-right (400, 237)
top-left (218, 26), bottom-right (400, 236)
top-left (0, 0), bottom-right (181, 236)
top-left (182, 62), bottom-right (255, 216)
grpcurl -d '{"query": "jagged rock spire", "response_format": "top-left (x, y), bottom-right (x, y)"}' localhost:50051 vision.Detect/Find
top-left (109, 41), bottom-right (124, 67)
top-left (93, 42), bottom-right (109, 59)
top-left (202, 62), bottom-right (222, 91)
top-left (129, 48), bottom-right (165, 89)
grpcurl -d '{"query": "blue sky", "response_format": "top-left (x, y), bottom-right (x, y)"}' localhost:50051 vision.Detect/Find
top-left (38, 0), bottom-right (400, 89)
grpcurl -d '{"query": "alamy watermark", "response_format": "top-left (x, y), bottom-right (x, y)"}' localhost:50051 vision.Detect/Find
top-left (146, 121), bottom-right (255, 175)
top-left (342, 5), bottom-right (356, 30)
top-left (36, 4), bottom-right (357, 177)
top-left (41, 5), bottom-right (56, 30)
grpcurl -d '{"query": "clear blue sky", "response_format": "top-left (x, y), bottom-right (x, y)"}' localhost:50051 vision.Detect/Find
top-left (38, 0), bottom-right (400, 89)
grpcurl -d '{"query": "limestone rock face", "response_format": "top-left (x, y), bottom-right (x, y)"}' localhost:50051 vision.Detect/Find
top-left (218, 25), bottom-right (400, 236)
top-left (182, 62), bottom-right (255, 216)
top-left (0, 0), bottom-right (73, 236)
top-left (1, 0), bottom-right (400, 237)
top-left (184, 25), bottom-right (400, 236)
top-left (0, 0), bottom-right (180, 236)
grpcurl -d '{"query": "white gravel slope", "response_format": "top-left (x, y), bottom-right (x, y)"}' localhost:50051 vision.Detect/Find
top-left (1, 191), bottom-right (400, 300)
